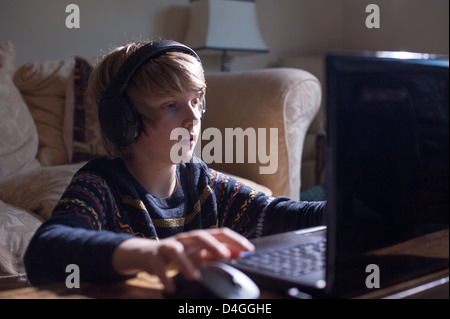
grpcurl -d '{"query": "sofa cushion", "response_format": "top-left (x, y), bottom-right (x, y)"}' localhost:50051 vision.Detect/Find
top-left (0, 200), bottom-right (42, 278)
top-left (14, 57), bottom-right (75, 166)
top-left (0, 162), bottom-right (84, 220)
top-left (0, 41), bottom-right (39, 183)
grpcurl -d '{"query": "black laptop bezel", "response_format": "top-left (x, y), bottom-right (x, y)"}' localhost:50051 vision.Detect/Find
top-left (325, 51), bottom-right (449, 297)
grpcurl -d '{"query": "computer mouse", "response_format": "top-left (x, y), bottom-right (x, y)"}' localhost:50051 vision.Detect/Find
top-left (164, 262), bottom-right (260, 299)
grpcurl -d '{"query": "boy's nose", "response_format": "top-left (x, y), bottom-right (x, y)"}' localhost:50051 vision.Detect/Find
top-left (180, 103), bottom-right (201, 131)
top-left (186, 101), bottom-right (202, 121)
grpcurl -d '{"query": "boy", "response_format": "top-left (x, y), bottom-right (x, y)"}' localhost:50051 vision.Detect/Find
top-left (24, 40), bottom-right (325, 293)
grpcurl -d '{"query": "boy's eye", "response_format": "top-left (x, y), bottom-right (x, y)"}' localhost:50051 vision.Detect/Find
top-left (192, 97), bottom-right (202, 108)
top-left (164, 103), bottom-right (176, 110)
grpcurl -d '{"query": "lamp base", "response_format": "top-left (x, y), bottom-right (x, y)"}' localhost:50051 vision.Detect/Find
top-left (221, 50), bottom-right (230, 72)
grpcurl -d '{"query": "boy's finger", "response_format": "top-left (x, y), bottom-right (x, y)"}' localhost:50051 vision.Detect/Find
top-left (160, 242), bottom-right (200, 281)
top-left (209, 228), bottom-right (255, 252)
top-left (176, 230), bottom-right (235, 259)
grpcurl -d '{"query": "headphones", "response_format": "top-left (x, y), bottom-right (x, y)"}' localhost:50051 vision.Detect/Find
top-left (98, 40), bottom-right (205, 146)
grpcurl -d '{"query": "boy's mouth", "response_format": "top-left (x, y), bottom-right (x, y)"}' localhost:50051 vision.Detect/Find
top-left (178, 134), bottom-right (196, 147)
top-left (190, 134), bottom-right (196, 147)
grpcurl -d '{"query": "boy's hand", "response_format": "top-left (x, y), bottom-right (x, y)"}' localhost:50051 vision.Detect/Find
top-left (112, 228), bottom-right (254, 293)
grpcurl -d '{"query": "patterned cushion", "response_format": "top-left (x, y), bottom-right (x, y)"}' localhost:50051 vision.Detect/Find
top-left (71, 57), bottom-right (106, 163)
top-left (13, 56), bottom-right (74, 166)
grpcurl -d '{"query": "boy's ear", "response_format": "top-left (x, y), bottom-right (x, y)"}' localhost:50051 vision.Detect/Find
top-left (138, 115), bottom-right (152, 136)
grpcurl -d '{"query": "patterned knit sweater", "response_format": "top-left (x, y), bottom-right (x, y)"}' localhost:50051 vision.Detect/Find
top-left (24, 157), bottom-right (325, 285)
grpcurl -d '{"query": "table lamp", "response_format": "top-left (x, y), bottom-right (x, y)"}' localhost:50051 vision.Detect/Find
top-left (184, 0), bottom-right (269, 71)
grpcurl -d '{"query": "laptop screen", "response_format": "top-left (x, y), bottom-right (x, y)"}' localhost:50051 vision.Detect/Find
top-left (325, 52), bottom-right (449, 297)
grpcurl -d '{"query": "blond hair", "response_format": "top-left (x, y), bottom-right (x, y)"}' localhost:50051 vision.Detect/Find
top-left (86, 41), bottom-right (206, 160)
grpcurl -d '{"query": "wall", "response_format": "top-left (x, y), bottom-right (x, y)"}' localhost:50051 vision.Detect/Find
top-left (231, 0), bottom-right (344, 71)
top-left (0, 0), bottom-right (344, 70)
top-left (1, 1), bottom-right (448, 70)
top-left (0, 0), bottom-right (190, 68)
top-left (342, 0), bottom-right (449, 54)
top-left (231, 0), bottom-right (450, 71)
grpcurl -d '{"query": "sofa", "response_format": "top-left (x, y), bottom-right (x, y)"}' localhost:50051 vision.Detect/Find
top-left (0, 40), bottom-right (322, 290)
top-left (278, 56), bottom-right (327, 191)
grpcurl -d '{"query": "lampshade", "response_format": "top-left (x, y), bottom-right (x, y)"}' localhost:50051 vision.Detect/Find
top-left (184, 0), bottom-right (269, 70)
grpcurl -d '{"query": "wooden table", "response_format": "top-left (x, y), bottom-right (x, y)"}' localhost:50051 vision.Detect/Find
top-left (0, 229), bottom-right (448, 299)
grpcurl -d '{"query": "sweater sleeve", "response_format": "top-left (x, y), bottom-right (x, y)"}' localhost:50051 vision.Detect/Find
top-left (24, 221), bottom-right (132, 286)
top-left (209, 169), bottom-right (326, 238)
top-left (24, 170), bottom-right (133, 286)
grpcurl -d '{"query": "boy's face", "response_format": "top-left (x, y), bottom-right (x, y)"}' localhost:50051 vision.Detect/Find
top-left (136, 90), bottom-right (203, 165)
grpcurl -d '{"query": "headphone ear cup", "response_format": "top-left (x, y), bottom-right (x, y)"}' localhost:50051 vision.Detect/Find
top-left (98, 95), bottom-right (142, 146)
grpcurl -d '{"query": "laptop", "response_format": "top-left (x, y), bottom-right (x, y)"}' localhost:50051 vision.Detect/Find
top-left (229, 51), bottom-right (449, 298)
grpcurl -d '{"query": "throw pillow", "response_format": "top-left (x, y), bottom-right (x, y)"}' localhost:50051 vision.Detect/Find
top-left (0, 41), bottom-right (39, 183)
top-left (14, 58), bottom-right (75, 166)
top-left (0, 162), bottom-right (84, 220)
top-left (0, 200), bottom-right (43, 277)
top-left (71, 56), bottom-right (106, 162)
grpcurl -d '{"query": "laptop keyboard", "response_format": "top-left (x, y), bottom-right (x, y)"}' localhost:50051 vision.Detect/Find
top-left (233, 239), bottom-right (326, 278)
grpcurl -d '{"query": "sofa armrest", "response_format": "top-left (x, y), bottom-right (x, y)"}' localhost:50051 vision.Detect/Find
top-left (201, 68), bottom-right (321, 200)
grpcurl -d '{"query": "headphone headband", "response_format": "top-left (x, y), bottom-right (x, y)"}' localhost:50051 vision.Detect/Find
top-left (98, 40), bottom-right (204, 147)
top-left (102, 40), bottom-right (201, 101)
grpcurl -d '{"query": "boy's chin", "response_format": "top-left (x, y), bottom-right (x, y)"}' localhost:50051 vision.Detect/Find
top-left (170, 151), bottom-right (194, 164)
